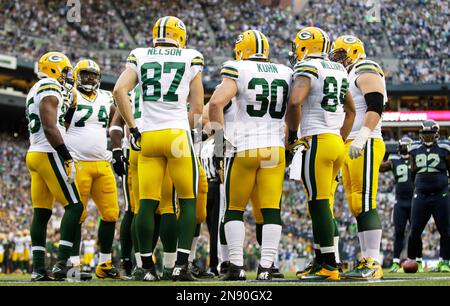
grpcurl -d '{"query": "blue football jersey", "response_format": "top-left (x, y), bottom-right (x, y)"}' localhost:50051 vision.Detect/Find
top-left (389, 155), bottom-right (414, 200)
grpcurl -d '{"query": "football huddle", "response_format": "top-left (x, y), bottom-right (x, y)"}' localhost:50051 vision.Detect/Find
top-left (16, 11), bottom-right (450, 285)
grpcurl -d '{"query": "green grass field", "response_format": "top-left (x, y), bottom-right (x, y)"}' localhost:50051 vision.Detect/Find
top-left (1, 271), bottom-right (449, 286)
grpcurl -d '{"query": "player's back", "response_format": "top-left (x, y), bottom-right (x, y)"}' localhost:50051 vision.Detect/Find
top-left (26, 78), bottom-right (66, 153)
top-left (295, 57), bottom-right (348, 138)
top-left (348, 59), bottom-right (387, 140)
top-left (127, 47), bottom-right (204, 133)
top-left (222, 60), bottom-right (293, 152)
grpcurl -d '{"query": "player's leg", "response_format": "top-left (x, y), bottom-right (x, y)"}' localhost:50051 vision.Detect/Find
top-left (205, 179), bottom-right (221, 275)
top-left (222, 150), bottom-right (257, 280)
top-left (91, 161), bottom-right (120, 279)
top-left (165, 130), bottom-right (199, 280)
top-left (158, 169), bottom-right (178, 279)
top-left (26, 152), bottom-right (54, 281)
top-left (390, 202), bottom-right (409, 272)
top-left (138, 131), bottom-right (166, 280)
top-left (255, 147), bottom-right (286, 280)
top-left (330, 175), bottom-right (341, 271)
top-left (407, 194), bottom-right (432, 261)
top-left (119, 148), bottom-right (134, 277)
top-left (431, 193), bottom-right (450, 272)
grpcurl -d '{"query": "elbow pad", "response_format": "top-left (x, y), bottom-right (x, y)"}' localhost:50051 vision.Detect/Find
top-left (365, 92), bottom-right (384, 116)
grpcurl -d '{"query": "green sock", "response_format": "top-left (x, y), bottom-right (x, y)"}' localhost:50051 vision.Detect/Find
top-left (194, 223), bottom-right (201, 237)
top-left (131, 215), bottom-right (139, 253)
top-left (152, 213), bottom-right (162, 252)
top-left (356, 209), bottom-right (382, 232)
top-left (58, 203), bottom-right (83, 262)
top-left (31, 208), bottom-right (52, 271)
top-left (177, 198), bottom-right (197, 264)
top-left (159, 214), bottom-right (178, 253)
top-left (256, 224), bottom-right (263, 246)
top-left (308, 199), bottom-right (336, 266)
top-left (70, 223), bottom-right (81, 257)
top-left (98, 220), bottom-right (116, 254)
top-left (333, 218), bottom-right (339, 237)
top-left (120, 211), bottom-right (134, 260)
top-left (136, 200), bottom-right (159, 254)
top-left (219, 221), bottom-right (227, 245)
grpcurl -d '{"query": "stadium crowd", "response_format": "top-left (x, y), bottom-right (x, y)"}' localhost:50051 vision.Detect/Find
top-left (0, 132), bottom-right (444, 274)
top-left (0, 0), bottom-right (448, 84)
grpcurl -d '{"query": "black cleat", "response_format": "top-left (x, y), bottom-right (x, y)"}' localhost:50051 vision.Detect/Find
top-left (220, 263), bottom-right (246, 281)
top-left (161, 268), bottom-right (174, 280)
top-left (271, 264), bottom-right (285, 279)
top-left (52, 262), bottom-right (92, 281)
top-left (131, 267), bottom-right (145, 281)
top-left (31, 270), bottom-right (56, 282)
top-left (189, 262), bottom-right (215, 279)
top-left (256, 265), bottom-right (272, 281)
top-left (172, 264), bottom-right (198, 281)
top-left (143, 266), bottom-right (160, 282)
top-left (119, 259), bottom-right (133, 279)
top-left (219, 261), bottom-right (230, 275)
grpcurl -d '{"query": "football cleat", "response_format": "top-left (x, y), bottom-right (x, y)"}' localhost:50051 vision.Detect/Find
top-left (143, 266), bottom-right (160, 282)
top-left (220, 263), bottom-right (246, 281)
top-left (131, 266), bottom-right (145, 281)
top-left (219, 261), bottom-right (230, 275)
top-left (344, 257), bottom-right (383, 280)
top-left (296, 260), bottom-right (322, 279)
top-left (271, 264), bottom-right (285, 279)
top-left (31, 270), bottom-right (56, 282)
top-left (172, 264), bottom-right (198, 282)
top-left (95, 260), bottom-right (120, 279)
top-left (301, 263), bottom-right (340, 281)
top-left (161, 268), bottom-right (174, 280)
top-left (439, 261), bottom-right (450, 273)
top-left (389, 262), bottom-right (401, 273)
top-left (119, 259), bottom-right (133, 279)
top-left (256, 265), bottom-right (272, 281)
top-left (52, 262), bottom-right (92, 281)
top-left (189, 262), bottom-right (215, 279)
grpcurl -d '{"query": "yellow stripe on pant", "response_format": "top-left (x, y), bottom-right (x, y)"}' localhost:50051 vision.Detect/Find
top-left (341, 138), bottom-right (386, 217)
top-left (225, 147), bottom-right (285, 213)
top-left (301, 134), bottom-right (345, 203)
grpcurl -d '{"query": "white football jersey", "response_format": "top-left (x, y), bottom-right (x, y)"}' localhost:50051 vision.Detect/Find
top-left (14, 237), bottom-right (25, 253)
top-left (83, 240), bottom-right (96, 254)
top-left (293, 57), bottom-right (348, 138)
top-left (66, 89), bottom-right (114, 161)
top-left (26, 78), bottom-right (67, 153)
top-left (347, 59), bottom-right (387, 140)
top-left (127, 47), bottom-right (204, 133)
top-left (220, 60), bottom-right (293, 152)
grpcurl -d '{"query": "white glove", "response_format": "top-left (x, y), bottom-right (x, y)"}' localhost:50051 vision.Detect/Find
top-left (65, 160), bottom-right (77, 184)
top-left (349, 127), bottom-right (371, 160)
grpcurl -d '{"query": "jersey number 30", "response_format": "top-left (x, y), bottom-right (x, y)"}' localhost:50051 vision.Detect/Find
top-left (247, 78), bottom-right (289, 119)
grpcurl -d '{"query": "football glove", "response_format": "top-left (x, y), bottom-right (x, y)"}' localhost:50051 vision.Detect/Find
top-left (112, 148), bottom-right (128, 176)
top-left (349, 126), bottom-right (371, 159)
top-left (129, 127), bottom-right (141, 151)
top-left (288, 138), bottom-right (310, 155)
top-left (64, 159), bottom-right (77, 184)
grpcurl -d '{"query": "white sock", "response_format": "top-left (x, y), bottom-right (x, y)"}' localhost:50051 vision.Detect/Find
top-left (364, 229), bottom-right (382, 263)
top-left (225, 221), bottom-right (245, 267)
top-left (220, 244), bottom-right (229, 262)
top-left (99, 253), bottom-right (111, 264)
top-left (163, 252), bottom-right (177, 269)
top-left (260, 224), bottom-right (282, 269)
top-left (69, 256), bottom-right (80, 267)
top-left (135, 252), bottom-right (142, 268)
top-left (334, 236), bottom-right (340, 264)
top-left (189, 236), bottom-right (199, 263)
top-left (393, 258), bottom-right (400, 264)
top-left (416, 257), bottom-right (423, 262)
top-left (358, 232), bottom-right (366, 258)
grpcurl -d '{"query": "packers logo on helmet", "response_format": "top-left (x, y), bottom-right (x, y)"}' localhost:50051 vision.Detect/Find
top-left (73, 59), bottom-right (101, 93)
top-left (234, 30), bottom-right (270, 61)
top-left (330, 35), bottom-right (366, 67)
top-left (37, 52), bottom-right (72, 85)
top-left (290, 27), bottom-right (330, 65)
top-left (153, 16), bottom-right (187, 48)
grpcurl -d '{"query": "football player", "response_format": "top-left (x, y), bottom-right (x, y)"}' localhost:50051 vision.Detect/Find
top-left (408, 120), bottom-right (450, 272)
top-left (209, 30), bottom-right (293, 281)
top-left (287, 27), bottom-right (356, 281)
top-left (330, 35), bottom-right (387, 280)
top-left (379, 137), bottom-right (419, 272)
top-left (114, 16), bottom-right (204, 281)
top-left (25, 52), bottom-right (85, 281)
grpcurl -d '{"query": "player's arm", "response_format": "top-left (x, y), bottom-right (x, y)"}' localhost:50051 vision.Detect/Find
top-left (349, 71), bottom-right (385, 159)
top-left (187, 72), bottom-right (204, 130)
top-left (410, 154), bottom-right (417, 185)
top-left (379, 160), bottom-right (393, 172)
top-left (285, 76), bottom-right (310, 149)
top-left (64, 88), bottom-right (78, 130)
top-left (40, 96), bottom-right (76, 182)
top-left (113, 67), bottom-right (140, 150)
top-left (109, 110), bottom-right (128, 177)
top-left (340, 89), bottom-right (356, 141)
top-left (445, 153), bottom-right (450, 178)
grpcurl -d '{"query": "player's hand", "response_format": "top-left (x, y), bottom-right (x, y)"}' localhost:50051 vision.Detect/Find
top-left (112, 148), bottom-right (128, 176)
top-left (349, 126), bottom-right (371, 159)
top-left (129, 127), bottom-right (141, 151)
top-left (65, 159), bottom-right (77, 184)
top-left (288, 137), bottom-right (310, 155)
